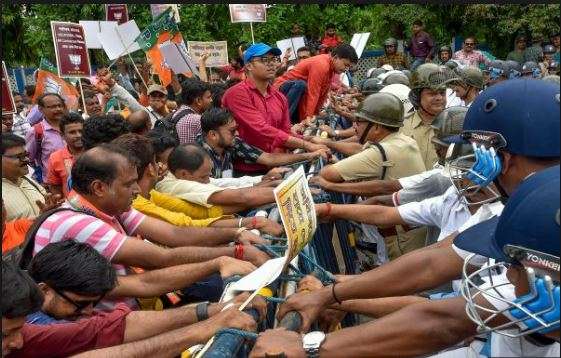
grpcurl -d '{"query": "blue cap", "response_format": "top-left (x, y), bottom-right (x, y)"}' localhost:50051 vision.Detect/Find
top-left (243, 43), bottom-right (282, 64)
top-left (463, 79), bottom-right (560, 157)
top-left (454, 165), bottom-right (560, 261)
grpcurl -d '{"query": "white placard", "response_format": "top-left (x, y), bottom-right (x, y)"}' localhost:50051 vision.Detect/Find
top-left (79, 21), bottom-right (117, 49)
top-left (98, 20), bottom-right (141, 60)
top-left (159, 41), bottom-right (200, 77)
top-left (229, 4), bottom-right (267, 23)
top-left (276, 36), bottom-right (306, 61)
top-left (350, 32), bottom-right (371, 58)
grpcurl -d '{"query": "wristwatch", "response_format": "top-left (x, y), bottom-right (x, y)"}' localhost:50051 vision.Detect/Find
top-left (302, 331), bottom-right (326, 358)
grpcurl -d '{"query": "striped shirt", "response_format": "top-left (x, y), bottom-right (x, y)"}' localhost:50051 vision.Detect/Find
top-left (33, 203), bottom-right (146, 310)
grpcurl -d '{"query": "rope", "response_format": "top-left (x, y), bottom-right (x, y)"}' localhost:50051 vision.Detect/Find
top-left (298, 251), bottom-right (336, 284)
top-left (214, 328), bottom-right (258, 341)
top-left (263, 296), bottom-right (286, 304)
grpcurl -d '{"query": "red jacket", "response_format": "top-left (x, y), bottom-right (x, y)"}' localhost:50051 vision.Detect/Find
top-left (274, 54), bottom-right (335, 121)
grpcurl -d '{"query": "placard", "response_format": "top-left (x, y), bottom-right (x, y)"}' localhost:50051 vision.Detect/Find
top-left (350, 32), bottom-right (371, 58)
top-left (150, 4), bottom-right (181, 23)
top-left (97, 20), bottom-right (141, 60)
top-left (2, 61), bottom-right (16, 115)
top-left (229, 4), bottom-right (267, 23)
top-left (79, 21), bottom-right (117, 49)
top-left (50, 21), bottom-right (91, 78)
top-left (187, 41), bottom-right (229, 67)
top-left (276, 37), bottom-right (306, 61)
top-left (159, 41), bottom-right (200, 77)
top-left (105, 4), bottom-right (129, 25)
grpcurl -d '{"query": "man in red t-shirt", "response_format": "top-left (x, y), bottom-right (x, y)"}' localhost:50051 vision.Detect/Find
top-left (320, 24), bottom-right (343, 54)
top-left (45, 112), bottom-right (84, 198)
top-left (274, 44), bottom-right (358, 124)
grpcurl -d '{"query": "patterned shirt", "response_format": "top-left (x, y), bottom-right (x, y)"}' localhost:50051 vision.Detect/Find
top-left (25, 120), bottom-right (65, 178)
top-left (175, 105), bottom-right (201, 144)
top-left (453, 49), bottom-right (489, 68)
top-left (377, 53), bottom-right (409, 69)
top-left (197, 135), bottom-right (263, 178)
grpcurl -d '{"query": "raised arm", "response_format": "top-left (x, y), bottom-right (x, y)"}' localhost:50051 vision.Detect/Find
top-left (207, 186), bottom-right (276, 208)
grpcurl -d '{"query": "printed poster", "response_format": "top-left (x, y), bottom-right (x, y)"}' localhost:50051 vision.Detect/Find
top-left (150, 4), bottom-right (181, 23)
top-left (187, 41), bottom-right (229, 67)
top-left (229, 4), bottom-right (267, 23)
top-left (50, 21), bottom-right (91, 78)
top-left (105, 4), bottom-right (129, 24)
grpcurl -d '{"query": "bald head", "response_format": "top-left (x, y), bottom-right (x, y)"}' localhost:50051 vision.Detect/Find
top-left (71, 144), bottom-right (136, 195)
top-left (127, 110), bottom-right (151, 135)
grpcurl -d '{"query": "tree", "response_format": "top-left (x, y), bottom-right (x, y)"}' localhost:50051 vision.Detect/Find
top-left (2, 4), bottom-right (559, 66)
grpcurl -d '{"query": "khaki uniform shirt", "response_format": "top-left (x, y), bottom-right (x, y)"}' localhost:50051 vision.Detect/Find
top-left (155, 172), bottom-right (224, 208)
top-left (400, 111), bottom-right (439, 170)
top-left (2, 176), bottom-right (46, 220)
top-left (333, 132), bottom-right (426, 182)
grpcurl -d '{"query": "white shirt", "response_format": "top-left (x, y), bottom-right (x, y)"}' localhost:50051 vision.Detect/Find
top-left (210, 175), bottom-right (263, 189)
top-left (398, 186), bottom-right (471, 242)
top-left (446, 88), bottom-right (465, 108)
top-left (398, 166), bottom-right (444, 189)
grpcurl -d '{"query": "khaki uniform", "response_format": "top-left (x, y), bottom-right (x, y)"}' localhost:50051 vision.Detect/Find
top-left (333, 132), bottom-right (426, 181)
top-left (333, 132), bottom-right (428, 260)
top-left (400, 112), bottom-right (439, 170)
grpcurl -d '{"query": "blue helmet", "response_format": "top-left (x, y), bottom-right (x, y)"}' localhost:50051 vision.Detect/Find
top-left (456, 165), bottom-right (560, 337)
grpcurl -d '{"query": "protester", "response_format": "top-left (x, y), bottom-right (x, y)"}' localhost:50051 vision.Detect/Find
top-left (274, 44), bottom-right (358, 123)
top-left (144, 84), bottom-right (170, 125)
top-left (407, 20), bottom-right (435, 70)
top-left (222, 43), bottom-right (327, 175)
top-left (126, 110), bottom-right (151, 136)
top-left (82, 113), bottom-right (131, 150)
top-left (25, 93), bottom-right (67, 183)
top-left (525, 33), bottom-right (544, 63)
top-left (452, 36), bottom-right (489, 68)
top-left (79, 90), bottom-right (104, 119)
top-left (199, 108), bottom-right (324, 179)
top-left (222, 57), bottom-right (246, 81)
top-left (506, 34), bottom-right (528, 63)
top-left (377, 38), bottom-right (409, 69)
top-left (2, 133), bottom-right (60, 220)
top-left (44, 112), bottom-right (84, 198)
top-left (319, 24), bottom-right (343, 53)
top-left (174, 79), bottom-right (213, 145)
top-left (11, 92), bottom-right (31, 138)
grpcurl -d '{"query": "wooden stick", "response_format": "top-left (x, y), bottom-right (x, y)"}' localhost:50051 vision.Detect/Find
top-left (78, 79), bottom-right (88, 117)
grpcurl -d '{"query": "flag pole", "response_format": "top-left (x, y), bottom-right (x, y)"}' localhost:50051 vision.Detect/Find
top-left (78, 79), bottom-right (88, 117)
top-left (115, 27), bottom-right (149, 91)
top-left (249, 22), bottom-right (255, 44)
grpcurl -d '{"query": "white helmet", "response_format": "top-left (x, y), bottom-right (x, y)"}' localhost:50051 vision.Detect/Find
top-left (379, 83), bottom-right (414, 118)
top-left (381, 64), bottom-right (394, 71)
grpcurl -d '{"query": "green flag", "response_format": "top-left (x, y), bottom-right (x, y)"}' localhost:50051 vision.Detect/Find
top-left (135, 7), bottom-right (179, 52)
top-left (39, 58), bottom-right (58, 74)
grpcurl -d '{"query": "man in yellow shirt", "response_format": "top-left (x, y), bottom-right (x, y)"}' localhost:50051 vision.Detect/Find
top-left (112, 134), bottom-right (283, 239)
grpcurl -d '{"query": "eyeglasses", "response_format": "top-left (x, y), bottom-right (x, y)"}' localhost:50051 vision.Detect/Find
top-left (464, 42), bottom-right (476, 46)
top-left (251, 56), bottom-right (281, 65)
top-left (2, 151), bottom-right (30, 162)
top-left (53, 288), bottom-right (104, 312)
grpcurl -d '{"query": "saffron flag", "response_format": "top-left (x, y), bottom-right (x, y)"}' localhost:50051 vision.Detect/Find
top-left (135, 7), bottom-right (192, 87)
top-left (33, 58), bottom-right (80, 110)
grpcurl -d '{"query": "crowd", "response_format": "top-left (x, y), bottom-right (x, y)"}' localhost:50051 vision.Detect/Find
top-left (2, 18), bottom-right (560, 358)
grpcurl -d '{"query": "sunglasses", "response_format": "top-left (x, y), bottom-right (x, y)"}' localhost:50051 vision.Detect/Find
top-left (464, 42), bottom-right (476, 46)
top-left (251, 56), bottom-right (281, 65)
top-left (54, 288), bottom-right (104, 312)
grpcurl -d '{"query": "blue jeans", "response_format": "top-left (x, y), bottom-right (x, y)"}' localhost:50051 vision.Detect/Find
top-left (181, 273), bottom-right (224, 303)
top-left (411, 57), bottom-right (426, 71)
top-left (279, 80), bottom-right (307, 124)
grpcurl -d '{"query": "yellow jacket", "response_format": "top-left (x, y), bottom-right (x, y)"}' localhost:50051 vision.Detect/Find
top-left (148, 190), bottom-right (227, 220)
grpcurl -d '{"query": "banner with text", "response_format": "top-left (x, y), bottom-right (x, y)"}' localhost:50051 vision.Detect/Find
top-left (229, 4), bottom-right (267, 23)
top-left (2, 61), bottom-right (16, 115)
top-left (187, 41), bottom-right (229, 67)
top-left (50, 21), bottom-right (91, 78)
top-left (105, 4), bottom-right (129, 24)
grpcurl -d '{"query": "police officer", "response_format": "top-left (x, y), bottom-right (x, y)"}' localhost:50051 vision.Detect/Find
top-left (449, 66), bottom-right (484, 106)
top-left (484, 60), bottom-right (510, 86)
top-left (521, 61), bottom-right (543, 78)
top-left (377, 37), bottom-right (409, 70)
top-left (401, 63), bottom-right (452, 169)
top-left (436, 45), bottom-right (452, 65)
top-left (319, 91), bottom-right (426, 261)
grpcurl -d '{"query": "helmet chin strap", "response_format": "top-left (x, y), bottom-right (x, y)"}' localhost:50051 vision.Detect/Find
top-left (359, 123), bottom-right (374, 145)
top-left (493, 177), bottom-right (509, 204)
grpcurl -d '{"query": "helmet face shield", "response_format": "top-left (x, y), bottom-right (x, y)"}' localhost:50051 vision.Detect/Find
top-left (460, 252), bottom-right (560, 338)
top-left (445, 132), bottom-right (505, 205)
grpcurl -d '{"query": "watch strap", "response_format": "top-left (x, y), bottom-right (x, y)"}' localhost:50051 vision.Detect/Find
top-left (195, 301), bottom-right (209, 322)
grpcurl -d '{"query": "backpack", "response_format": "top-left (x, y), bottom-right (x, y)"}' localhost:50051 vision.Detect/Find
top-left (3, 207), bottom-right (88, 269)
top-left (153, 106), bottom-right (195, 142)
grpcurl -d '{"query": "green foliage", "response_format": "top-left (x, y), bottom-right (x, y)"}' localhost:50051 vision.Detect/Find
top-left (2, 4), bottom-right (559, 67)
